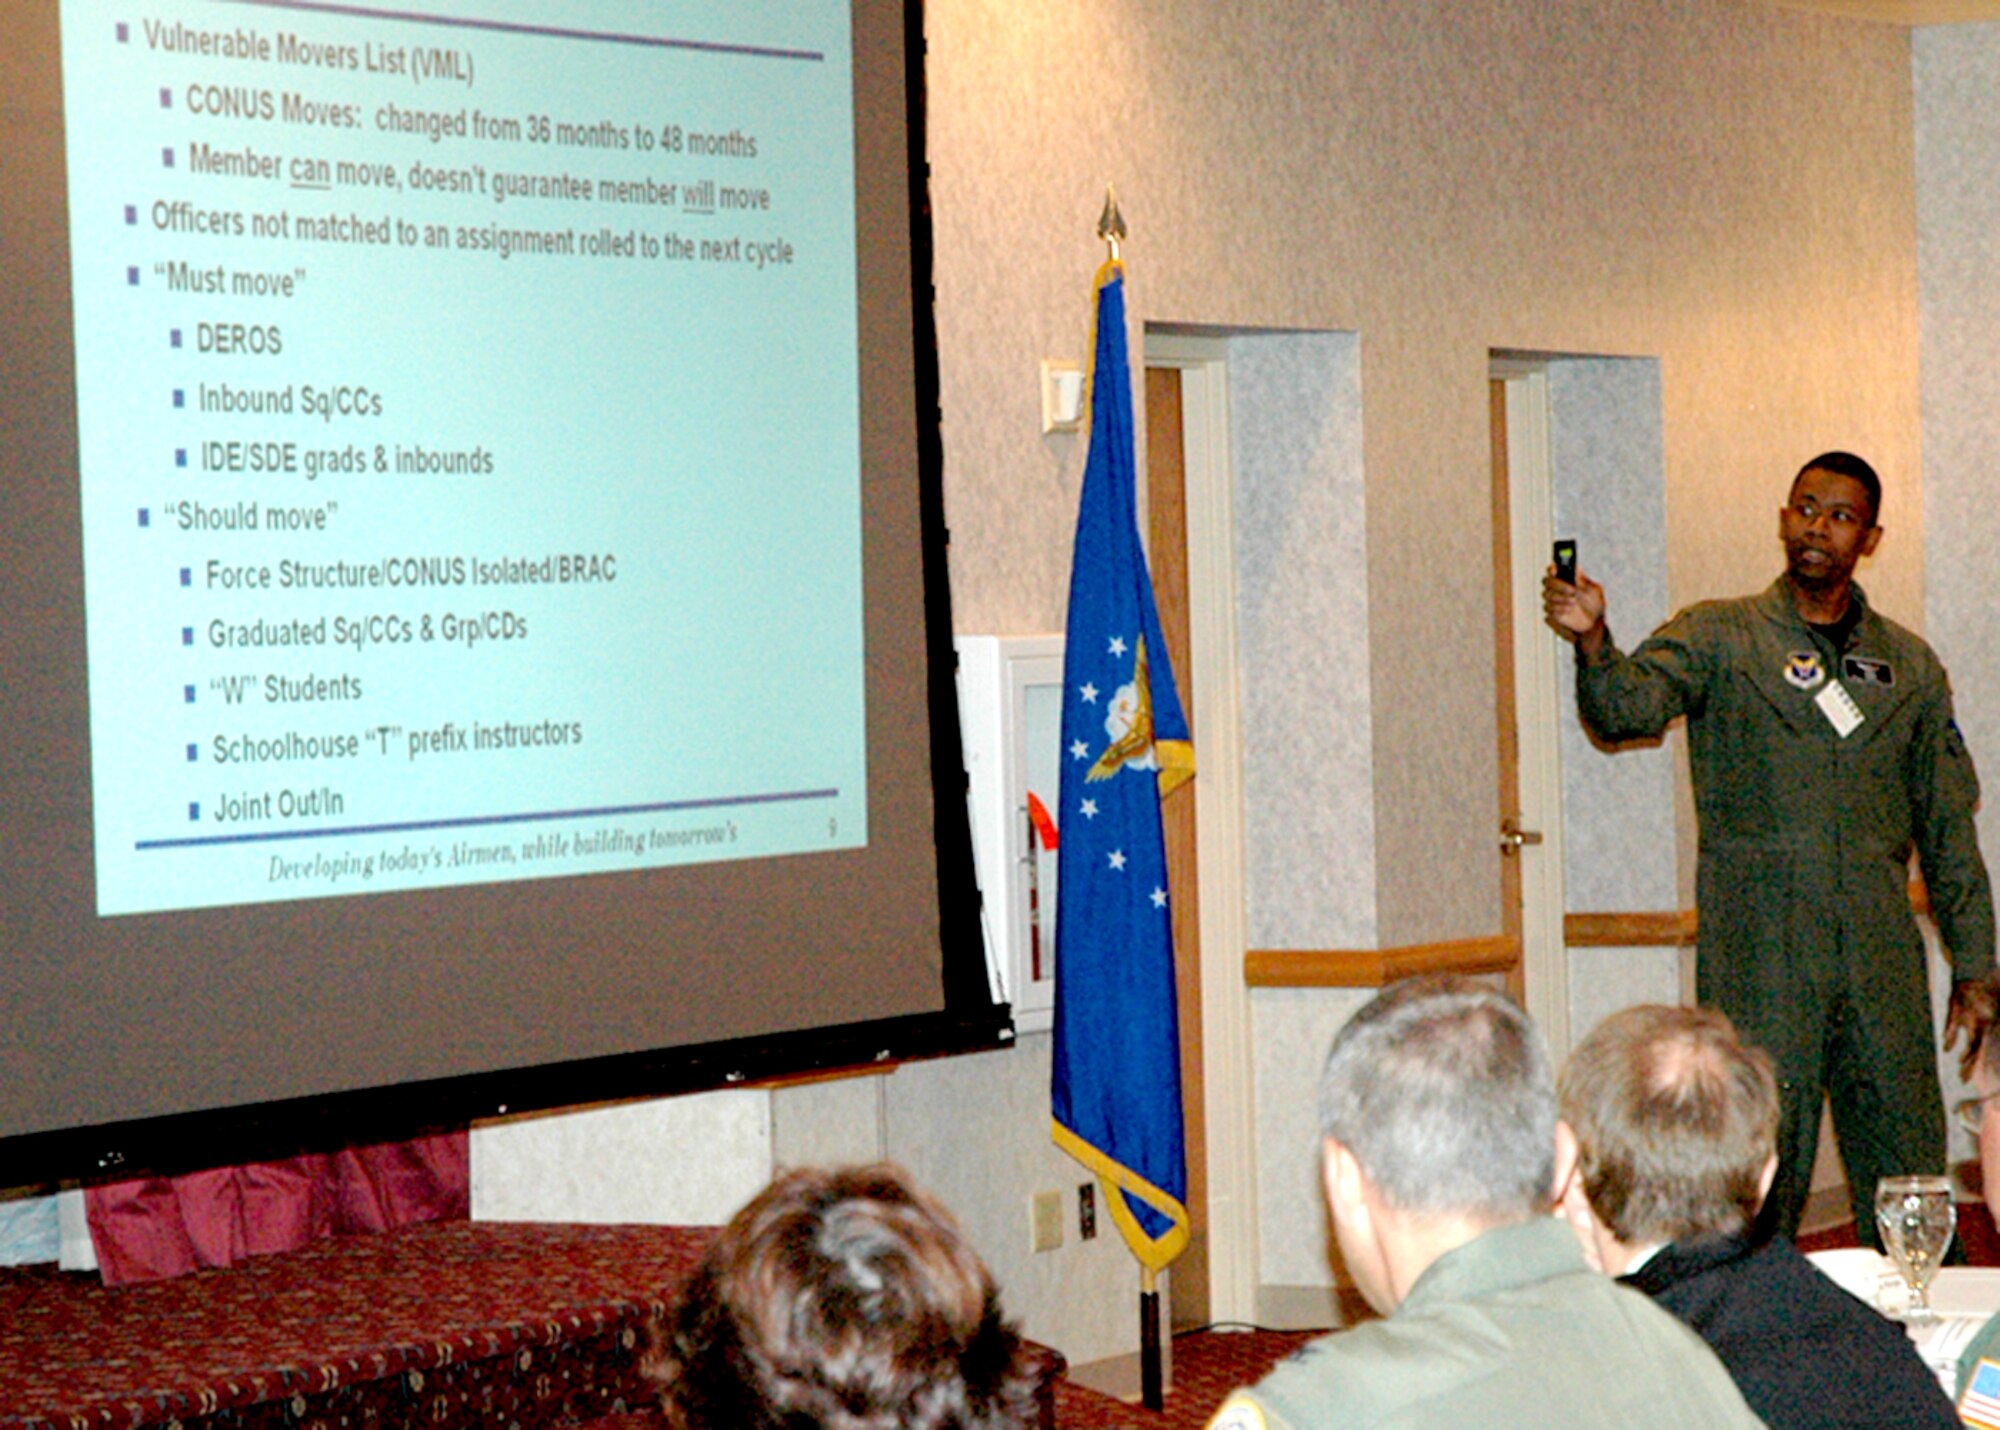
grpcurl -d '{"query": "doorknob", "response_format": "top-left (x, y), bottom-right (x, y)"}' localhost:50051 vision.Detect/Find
top-left (1499, 819), bottom-right (1543, 857)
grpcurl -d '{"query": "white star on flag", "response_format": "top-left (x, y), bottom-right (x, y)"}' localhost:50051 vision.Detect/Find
top-left (1070, 739), bottom-right (1088, 760)
top-left (1080, 799), bottom-right (1099, 819)
top-left (1150, 887), bottom-right (1168, 909)
top-left (1109, 636), bottom-right (1128, 657)
top-left (1080, 683), bottom-right (1099, 703)
top-left (1108, 850), bottom-right (1127, 871)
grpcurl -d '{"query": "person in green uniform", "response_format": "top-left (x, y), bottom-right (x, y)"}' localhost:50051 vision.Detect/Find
top-left (1542, 451), bottom-right (1997, 1243)
top-left (1204, 976), bottom-right (1763, 1430)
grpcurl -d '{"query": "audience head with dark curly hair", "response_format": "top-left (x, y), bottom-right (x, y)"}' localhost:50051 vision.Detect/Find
top-left (645, 1162), bottom-right (1037, 1430)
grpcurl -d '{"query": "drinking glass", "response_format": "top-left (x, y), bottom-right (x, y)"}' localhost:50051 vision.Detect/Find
top-left (1875, 1174), bottom-right (1956, 1323)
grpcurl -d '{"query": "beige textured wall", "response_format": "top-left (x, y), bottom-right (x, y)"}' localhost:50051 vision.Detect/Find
top-left (1914, 20), bottom-right (2000, 1170)
top-left (928, 0), bottom-right (1921, 945)
top-left (1918, 22), bottom-right (2000, 880)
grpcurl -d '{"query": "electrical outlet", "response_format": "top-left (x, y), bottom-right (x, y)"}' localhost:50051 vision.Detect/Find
top-left (1030, 1190), bottom-right (1063, 1253)
top-left (1078, 1182), bottom-right (1097, 1240)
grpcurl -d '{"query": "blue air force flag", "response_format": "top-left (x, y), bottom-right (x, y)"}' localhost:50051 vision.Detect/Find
top-left (1050, 260), bottom-right (1194, 1273)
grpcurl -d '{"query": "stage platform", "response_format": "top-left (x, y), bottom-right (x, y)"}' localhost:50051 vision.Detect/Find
top-left (0, 1219), bottom-right (1066, 1430)
top-left (0, 1220), bottom-right (702, 1429)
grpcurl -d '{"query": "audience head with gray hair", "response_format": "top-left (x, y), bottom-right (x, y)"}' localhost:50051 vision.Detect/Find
top-left (1316, 975), bottom-right (1559, 1314)
top-left (1319, 974), bottom-right (1557, 1220)
top-left (1206, 975), bottom-right (1776, 1429)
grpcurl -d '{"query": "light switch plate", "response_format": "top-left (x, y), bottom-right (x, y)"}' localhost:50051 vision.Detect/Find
top-left (1041, 359), bottom-right (1084, 433)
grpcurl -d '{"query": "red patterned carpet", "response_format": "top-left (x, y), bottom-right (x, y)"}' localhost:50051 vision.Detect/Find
top-left (1052, 1328), bottom-right (1322, 1430)
top-left (0, 1219), bottom-right (1068, 1430)
top-left (0, 1220), bottom-right (707, 1430)
top-left (1053, 1205), bottom-right (2000, 1429)
top-left (1798, 1201), bottom-right (2000, 1262)
top-left (0, 1208), bottom-right (1294, 1430)
top-left (9, 1209), bottom-right (1983, 1430)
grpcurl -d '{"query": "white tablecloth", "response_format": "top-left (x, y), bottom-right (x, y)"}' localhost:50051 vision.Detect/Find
top-left (1807, 1248), bottom-right (2000, 1395)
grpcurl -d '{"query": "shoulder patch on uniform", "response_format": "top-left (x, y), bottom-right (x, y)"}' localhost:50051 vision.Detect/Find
top-left (1784, 650), bottom-right (1825, 690)
top-left (1206, 1395), bottom-right (1270, 1430)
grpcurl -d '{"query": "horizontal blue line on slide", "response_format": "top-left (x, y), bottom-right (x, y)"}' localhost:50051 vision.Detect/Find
top-left (136, 787), bottom-right (839, 850)
top-left (217, 0), bottom-right (828, 63)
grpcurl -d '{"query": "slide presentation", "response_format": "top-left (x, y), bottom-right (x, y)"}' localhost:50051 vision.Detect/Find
top-left (2, 0), bottom-right (995, 1168)
top-left (61, 0), bottom-right (869, 916)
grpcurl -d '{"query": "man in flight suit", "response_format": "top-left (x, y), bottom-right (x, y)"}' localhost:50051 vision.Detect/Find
top-left (1542, 451), bottom-right (1996, 1242)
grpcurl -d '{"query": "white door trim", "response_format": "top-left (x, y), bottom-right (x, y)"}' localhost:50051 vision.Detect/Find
top-left (1146, 333), bottom-right (1257, 1324)
top-left (1493, 360), bottom-right (1573, 1060)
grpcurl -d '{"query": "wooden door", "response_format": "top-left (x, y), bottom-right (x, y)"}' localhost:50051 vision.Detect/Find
top-left (1144, 365), bottom-right (1208, 1330)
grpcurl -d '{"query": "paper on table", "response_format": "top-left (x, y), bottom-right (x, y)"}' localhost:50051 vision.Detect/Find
top-left (1805, 1247), bottom-right (1901, 1309)
top-left (1905, 1269), bottom-right (2000, 1396)
top-left (1802, 1250), bottom-right (2000, 1393)
top-left (1929, 1268), bottom-right (2000, 1317)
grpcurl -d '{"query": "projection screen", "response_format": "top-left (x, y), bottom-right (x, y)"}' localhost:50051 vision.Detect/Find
top-left (0, 0), bottom-right (1001, 1183)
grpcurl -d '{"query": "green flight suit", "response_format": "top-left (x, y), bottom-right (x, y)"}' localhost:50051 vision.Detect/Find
top-left (1576, 578), bottom-right (1994, 1239)
top-left (1202, 1218), bottom-right (1764, 1429)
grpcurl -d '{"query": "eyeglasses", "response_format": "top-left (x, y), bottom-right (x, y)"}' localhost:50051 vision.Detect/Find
top-left (1955, 1092), bottom-right (2000, 1136)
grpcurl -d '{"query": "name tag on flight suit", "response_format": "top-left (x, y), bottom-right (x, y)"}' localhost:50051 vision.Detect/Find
top-left (1816, 679), bottom-right (1865, 738)
top-left (1842, 655), bottom-right (1894, 687)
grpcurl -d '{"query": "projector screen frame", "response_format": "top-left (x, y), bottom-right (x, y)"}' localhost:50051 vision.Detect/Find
top-left (3, 1009), bottom-right (1010, 1186)
top-left (0, 0), bottom-right (1011, 1191)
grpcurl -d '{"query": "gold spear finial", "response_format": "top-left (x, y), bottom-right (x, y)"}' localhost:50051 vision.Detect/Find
top-left (1097, 184), bottom-right (1127, 263)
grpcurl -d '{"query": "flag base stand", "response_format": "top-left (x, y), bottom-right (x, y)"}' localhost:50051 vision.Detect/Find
top-left (1140, 1269), bottom-right (1164, 1412)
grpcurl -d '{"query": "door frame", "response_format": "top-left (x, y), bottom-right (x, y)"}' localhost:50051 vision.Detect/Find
top-left (1491, 359), bottom-right (1573, 1060)
top-left (1145, 333), bottom-right (1257, 1325)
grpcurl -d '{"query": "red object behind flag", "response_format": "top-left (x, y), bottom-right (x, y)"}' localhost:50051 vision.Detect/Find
top-left (1026, 791), bottom-right (1059, 852)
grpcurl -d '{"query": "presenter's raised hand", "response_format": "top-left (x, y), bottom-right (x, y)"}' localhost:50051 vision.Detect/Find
top-left (1542, 567), bottom-right (1608, 657)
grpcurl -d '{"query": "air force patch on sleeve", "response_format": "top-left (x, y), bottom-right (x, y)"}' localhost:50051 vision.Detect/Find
top-left (1206, 1394), bottom-right (1270, 1430)
top-left (1958, 1355), bottom-right (2000, 1428)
